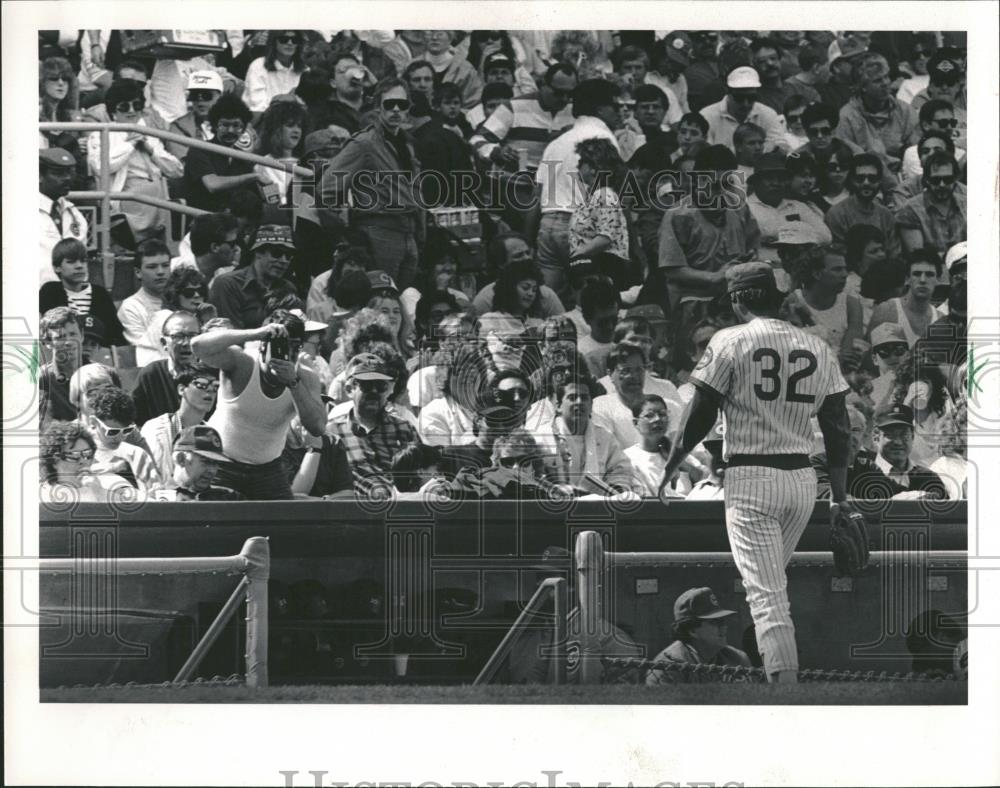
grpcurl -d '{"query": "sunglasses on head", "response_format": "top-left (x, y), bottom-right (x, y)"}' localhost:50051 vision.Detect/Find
top-left (95, 417), bottom-right (135, 438)
top-left (114, 100), bottom-right (145, 113)
top-left (382, 98), bottom-right (411, 111)
top-left (59, 448), bottom-right (95, 462)
top-left (188, 90), bottom-right (217, 102)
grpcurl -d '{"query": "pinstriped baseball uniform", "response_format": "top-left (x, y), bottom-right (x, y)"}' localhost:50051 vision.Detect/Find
top-left (691, 317), bottom-right (849, 675)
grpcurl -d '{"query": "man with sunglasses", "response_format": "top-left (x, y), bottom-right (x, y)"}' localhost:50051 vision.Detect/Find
top-left (140, 365), bottom-right (220, 483)
top-left (319, 78), bottom-right (424, 291)
top-left (824, 153), bottom-right (901, 259)
top-left (699, 66), bottom-right (784, 153)
top-left (327, 352), bottom-right (417, 496)
top-left (166, 70), bottom-right (224, 161)
top-left (86, 386), bottom-right (162, 493)
top-left (895, 151), bottom-right (966, 257)
top-left (192, 309), bottom-right (325, 500)
top-left (209, 224), bottom-right (297, 329)
top-left (795, 103), bottom-right (863, 160)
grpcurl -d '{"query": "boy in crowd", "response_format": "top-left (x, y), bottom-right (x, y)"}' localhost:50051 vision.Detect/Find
top-left (39, 306), bottom-right (84, 425)
top-left (39, 238), bottom-right (125, 348)
top-left (117, 238), bottom-right (172, 366)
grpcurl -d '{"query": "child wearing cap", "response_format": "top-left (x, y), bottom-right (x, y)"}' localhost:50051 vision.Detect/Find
top-left (40, 238), bottom-right (125, 349)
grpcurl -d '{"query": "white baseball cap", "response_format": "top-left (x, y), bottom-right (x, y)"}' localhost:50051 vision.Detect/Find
top-left (726, 66), bottom-right (762, 89)
top-left (187, 70), bottom-right (224, 93)
top-left (944, 241), bottom-right (967, 271)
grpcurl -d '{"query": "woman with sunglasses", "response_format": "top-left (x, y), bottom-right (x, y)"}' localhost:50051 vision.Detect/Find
top-left (243, 31), bottom-right (306, 113)
top-left (39, 56), bottom-right (84, 157)
top-left (84, 385), bottom-right (162, 493)
top-left (40, 421), bottom-right (134, 504)
top-left (895, 35), bottom-right (937, 105)
top-left (814, 139), bottom-right (854, 208)
top-left (141, 268), bottom-right (213, 365)
top-left (86, 79), bottom-right (183, 240)
top-left (253, 99), bottom-right (309, 207)
top-left (139, 365), bottom-right (220, 482)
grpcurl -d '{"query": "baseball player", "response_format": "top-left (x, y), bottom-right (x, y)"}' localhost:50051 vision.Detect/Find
top-left (659, 262), bottom-right (861, 684)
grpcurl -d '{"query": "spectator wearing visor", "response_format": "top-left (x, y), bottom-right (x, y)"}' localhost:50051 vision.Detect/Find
top-left (167, 70), bottom-right (224, 161)
top-left (192, 308), bottom-right (326, 500)
top-left (327, 352), bottom-right (418, 495)
top-left (699, 66), bottom-right (785, 152)
top-left (209, 224), bottom-right (297, 330)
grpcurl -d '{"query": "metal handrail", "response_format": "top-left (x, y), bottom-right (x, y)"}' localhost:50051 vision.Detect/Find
top-left (68, 190), bottom-right (208, 218)
top-left (39, 122), bottom-right (313, 177)
top-left (474, 576), bottom-right (567, 686)
top-left (40, 121), bottom-right (313, 287)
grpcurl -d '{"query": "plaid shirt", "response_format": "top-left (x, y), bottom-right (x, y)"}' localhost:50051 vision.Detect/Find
top-left (327, 405), bottom-right (416, 494)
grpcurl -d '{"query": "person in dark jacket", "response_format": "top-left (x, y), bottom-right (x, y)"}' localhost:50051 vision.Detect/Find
top-left (39, 238), bottom-right (126, 348)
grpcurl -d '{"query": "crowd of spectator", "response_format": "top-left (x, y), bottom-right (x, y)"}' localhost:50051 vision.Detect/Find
top-left (38, 29), bottom-right (970, 503)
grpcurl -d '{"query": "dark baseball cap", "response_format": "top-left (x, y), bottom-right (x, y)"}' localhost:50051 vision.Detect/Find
top-left (928, 50), bottom-right (963, 84)
top-left (80, 314), bottom-right (106, 342)
top-left (753, 150), bottom-right (789, 176)
top-left (367, 269), bottom-right (399, 296)
top-left (40, 147), bottom-right (77, 168)
top-left (483, 53), bottom-right (515, 73)
top-left (251, 224), bottom-right (295, 251)
top-left (875, 402), bottom-right (914, 429)
top-left (304, 126), bottom-right (351, 156)
top-left (174, 424), bottom-right (229, 462)
top-left (661, 31), bottom-right (693, 67)
top-left (673, 587), bottom-right (735, 624)
top-left (346, 352), bottom-right (392, 381)
top-left (726, 261), bottom-right (778, 294)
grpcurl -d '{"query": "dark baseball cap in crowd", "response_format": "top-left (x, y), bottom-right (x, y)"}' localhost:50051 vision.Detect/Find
top-left (251, 224), bottom-right (295, 251)
top-left (483, 52), bottom-right (515, 73)
top-left (346, 352), bottom-right (393, 381)
top-left (661, 31), bottom-right (693, 67)
top-left (673, 587), bottom-right (736, 624)
top-left (304, 126), bottom-right (351, 156)
top-left (367, 269), bottom-right (399, 295)
top-left (726, 261), bottom-right (778, 294)
top-left (693, 144), bottom-right (738, 172)
top-left (174, 424), bottom-right (229, 462)
top-left (785, 150), bottom-right (817, 175)
top-left (928, 49), bottom-right (963, 84)
top-left (875, 402), bottom-right (914, 429)
top-left (573, 78), bottom-right (619, 109)
top-left (40, 147), bottom-right (77, 168)
top-left (80, 314), bottom-right (106, 343)
top-left (754, 150), bottom-right (789, 176)
top-left (567, 257), bottom-right (598, 288)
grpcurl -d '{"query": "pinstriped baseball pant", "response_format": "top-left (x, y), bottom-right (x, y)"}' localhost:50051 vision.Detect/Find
top-left (724, 466), bottom-right (817, 675)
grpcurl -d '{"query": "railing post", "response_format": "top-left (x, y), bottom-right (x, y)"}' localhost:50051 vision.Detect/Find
top-left (575, 530), bottom-right (605, 684)
top-left (552, 577), bottom-right (567, 685)
top-left (241, 537), bottom-right (270, 688)
top-left (98, 126), bottom-right (114, 290)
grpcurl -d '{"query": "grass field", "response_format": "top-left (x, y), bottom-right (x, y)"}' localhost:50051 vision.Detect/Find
top-left (42, 681), bottom-right (966, 705)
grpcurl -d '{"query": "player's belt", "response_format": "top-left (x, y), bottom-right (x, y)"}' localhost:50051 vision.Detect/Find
top-left (727, 454), bottom-right (811, 470)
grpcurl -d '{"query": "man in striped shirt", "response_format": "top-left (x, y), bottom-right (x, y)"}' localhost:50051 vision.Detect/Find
top-left (660, 262), bottom-right (859, 684)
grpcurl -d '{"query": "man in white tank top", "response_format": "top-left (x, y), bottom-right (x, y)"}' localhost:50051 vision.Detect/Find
top-left (191, 309), bottom-right (326, 499)
top-left (867, 249), bottom-right (943, 348)
top-left (788, 245), bottom-right (865, 361)
top-left (659, 262), bottom-right (864, 684)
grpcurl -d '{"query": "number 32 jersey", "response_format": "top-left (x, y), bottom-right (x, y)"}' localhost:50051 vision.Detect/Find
top-left (691, 318), bottom-right (849, 458)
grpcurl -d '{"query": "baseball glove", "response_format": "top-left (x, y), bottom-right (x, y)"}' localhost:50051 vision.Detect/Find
top-left (829, 502), bottom-right (871, 576)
